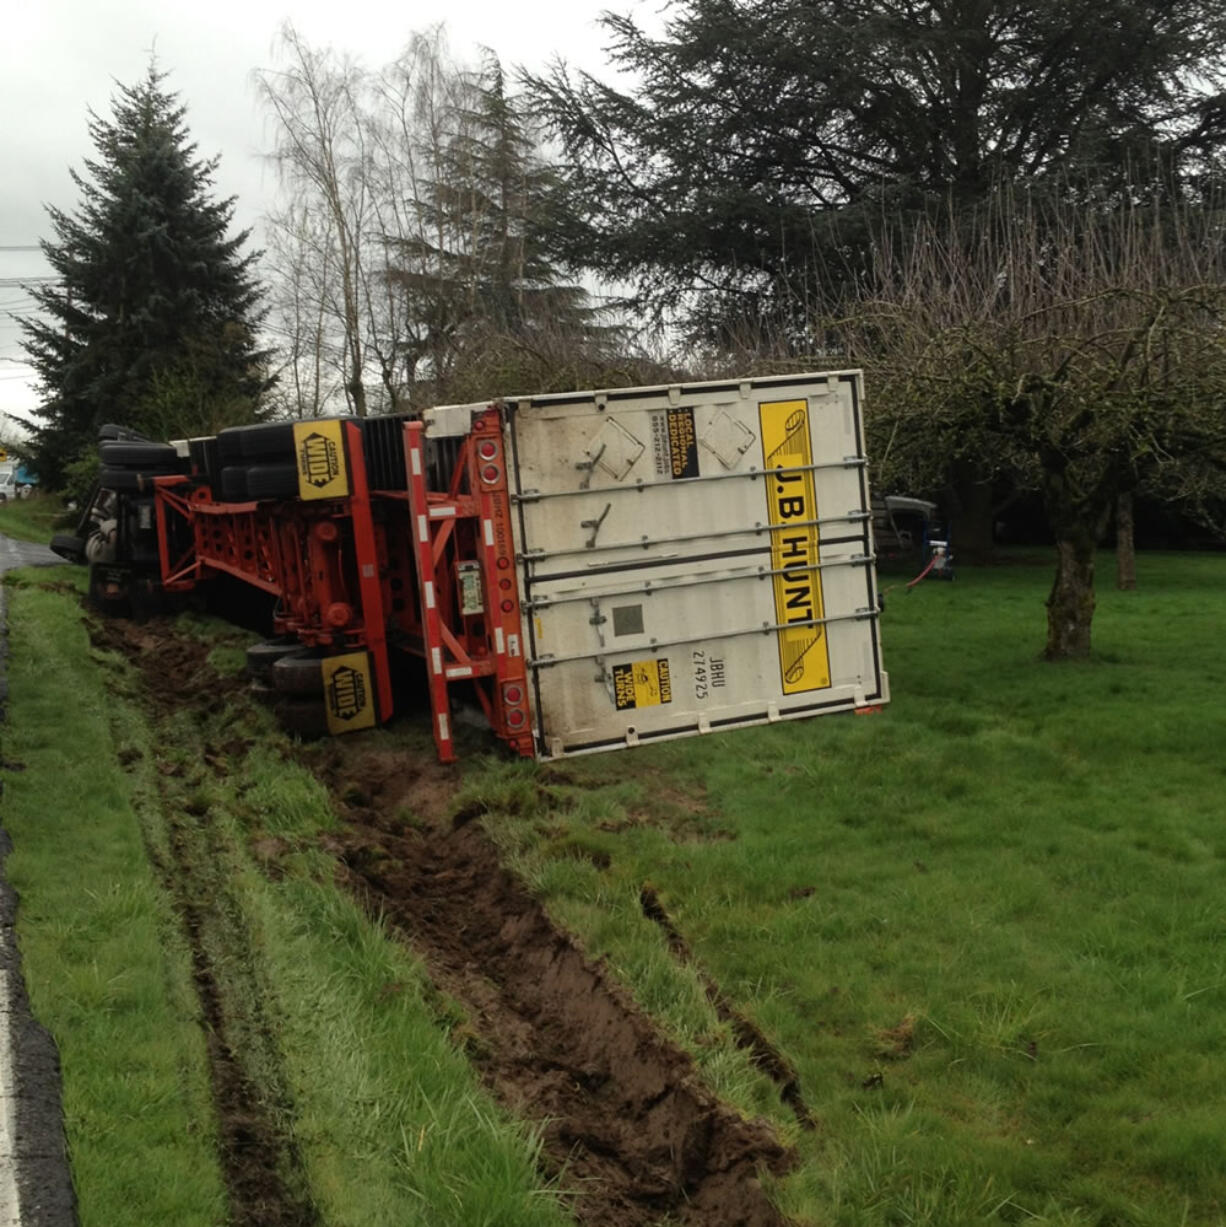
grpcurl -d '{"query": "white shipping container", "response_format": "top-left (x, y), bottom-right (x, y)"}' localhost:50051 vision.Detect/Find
top-left (426, 370), bottom-right (888, 759)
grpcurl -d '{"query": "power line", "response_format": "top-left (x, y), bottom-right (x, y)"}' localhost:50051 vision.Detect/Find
top-left (0, 246), bottom-right (42, 253)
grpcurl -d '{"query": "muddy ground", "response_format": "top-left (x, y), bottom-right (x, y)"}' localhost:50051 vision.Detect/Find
top-left (91, 613), bottom-right (796, 1227)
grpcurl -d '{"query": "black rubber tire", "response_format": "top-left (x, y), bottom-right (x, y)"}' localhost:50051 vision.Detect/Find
top-left (271, 651), bottom-right (325, 696)
top-left (99, 466), bottom-right (160, 493)
top-left (245, 463), bottom-right (299, 501)
top-left (275, 697), bottom-right (329, 739)
top-left (217, 429), bottom-right (246, 464)
top-left (217, 421), bottom-right (296, 465)
top-left (97, 423), bottom-right (149, 443)
top-left (245, 638), bottom-right (305, 681)
top-left (50, 532), bottom-right (86, 562)
top-left (237, 421), bottom-right (297, 461)
top-left (219, 466), bottom-right (249, 502)
top-left (99, 441), bottom-right (180, 469)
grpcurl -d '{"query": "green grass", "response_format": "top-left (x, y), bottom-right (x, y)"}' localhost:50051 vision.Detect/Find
top-left (0, 569), bottom-right (225, 1227)
top-left (0, 491), bottom-right (68, 543)
top-left (462, 551), bottom-right (1226, 1226)
top-left (2, 574), bottom-right (572, 1226)
top-left (7, 550), bottom-right (1225, 1225)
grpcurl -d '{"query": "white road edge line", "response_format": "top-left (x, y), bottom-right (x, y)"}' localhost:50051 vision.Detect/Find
top-left (0, 929), bottom-right (22, 1223)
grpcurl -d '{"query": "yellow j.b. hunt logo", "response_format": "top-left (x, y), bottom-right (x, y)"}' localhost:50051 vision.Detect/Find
top-left (759, 400), bottom-right (831, 693)
top-left (293, 420), bottom-right (351, 500)
top-left (322, 652), bottom-right (377, 733)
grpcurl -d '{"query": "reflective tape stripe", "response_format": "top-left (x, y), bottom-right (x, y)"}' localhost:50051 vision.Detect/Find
top-left (484, 519), bottom-right (495, 547)
top-left (431, 647), bottom-right (442, 675)
top-left (424, 581), bottom-right (435, 609)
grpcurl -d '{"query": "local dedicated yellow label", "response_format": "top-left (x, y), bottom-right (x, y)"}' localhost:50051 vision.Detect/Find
top-left (759, 399), bottom-right (831, 693)
top-left (613, 659), bottom-right (672, 711)
top-left (323, 651), bottom-right (377, 734)
top-left (293, 420), bottom-right (350, 501)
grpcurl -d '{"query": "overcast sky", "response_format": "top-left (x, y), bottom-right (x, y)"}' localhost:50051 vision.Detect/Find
top-left (0, 0), bottom-right (651, 429)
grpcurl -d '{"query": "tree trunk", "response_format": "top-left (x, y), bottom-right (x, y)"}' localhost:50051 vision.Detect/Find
top-left (1045, 538), bottom-right (1096, 659)
top-left (1116, 492), bottom-right (1137, 590)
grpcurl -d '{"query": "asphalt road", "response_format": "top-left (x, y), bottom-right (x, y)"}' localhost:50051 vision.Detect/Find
top-left (0, 535), bottom-right (78, 1226)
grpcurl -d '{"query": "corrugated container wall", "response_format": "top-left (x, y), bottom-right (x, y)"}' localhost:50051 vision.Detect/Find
top-left (425, 370), bottom-right (888, 759)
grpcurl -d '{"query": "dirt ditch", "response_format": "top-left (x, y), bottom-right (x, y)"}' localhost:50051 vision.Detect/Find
top-left (91, 617), bottom-right (318, 1227)
top-left (96, 612), bottom-right (797, 1227)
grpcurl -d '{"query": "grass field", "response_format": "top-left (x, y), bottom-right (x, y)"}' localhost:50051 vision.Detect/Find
top-left (0, 491), bottom-right (67, 543)
top-left (463, 551), bottom-right (1226, 1225)
top-left (0, 569), bottom-right (225, 1225)
top-left (3, 549), bottom-right (1225, 1225)
top-left (1, 570), bottom-right (572, 1227)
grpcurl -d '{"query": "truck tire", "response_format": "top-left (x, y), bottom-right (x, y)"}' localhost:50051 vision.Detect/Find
top-left (97, 423), bottom-right (150, 443)
top-left (99, 466), bottom-right (160, 493)
top-left (217, 429), bottom-right (246, 464)
top-left (237, 422), bottom-right (297, 461)
top-left (271, 651), bottom-right (325, 696)
top-left (218, 421), bottom-right (296, 465)
top-left (245, 638), bottom-right (305, 681)
top-left (99, 441), bottom-right (180, 470)
top-left (219, 467), bottom-right (249, 502)
top-left (245, 464), bottom-right (299, 501)
top-left (50, 533), bottom-right (86, 563)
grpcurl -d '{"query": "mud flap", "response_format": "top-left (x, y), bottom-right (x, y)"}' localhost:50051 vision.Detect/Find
top-left (322, 651), bottom-right (377, 734)
top-left (293, 420), bottom-right (350, 501)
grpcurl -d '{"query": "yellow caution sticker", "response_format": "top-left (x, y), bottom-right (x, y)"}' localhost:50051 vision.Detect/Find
top-left (759, 399), bottom-right (831, 693)
top-left (294, 420), bottom-right (350, 501)
top-left (612, 658), bottom-right (672, 711)
top-left (323, 651), bottom-right (377, 733)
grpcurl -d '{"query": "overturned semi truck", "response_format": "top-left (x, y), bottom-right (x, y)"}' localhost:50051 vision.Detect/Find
top-left (51, 371), bottom-right (889, 762)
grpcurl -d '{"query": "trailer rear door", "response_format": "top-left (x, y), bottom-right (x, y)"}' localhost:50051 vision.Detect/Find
top-left (503, 371), bottom-right (888, 759)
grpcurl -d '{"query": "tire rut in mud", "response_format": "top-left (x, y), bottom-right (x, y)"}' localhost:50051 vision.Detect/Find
top-left (640, 887), bottom-right (816, 1131)
top-left (327, 794), bottom-right (794, 1227)
top-left (91, 617), bottom-right (319, 1227)
top-left (94, 614), bottom-right (796, 1227)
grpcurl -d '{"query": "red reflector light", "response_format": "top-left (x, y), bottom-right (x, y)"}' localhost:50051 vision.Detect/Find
top-left (504, 685), bottom-right (523, 705)
top-left (507, 708), bottom-right (526, 728)
top-left (501, 599), bottom-right (514, 613)
top-left (477, 439), bottom-right (499, 461)
top-left (481, 464), bottom-right (501, 484)
top-left (499, 578), bottom-right (511, 591)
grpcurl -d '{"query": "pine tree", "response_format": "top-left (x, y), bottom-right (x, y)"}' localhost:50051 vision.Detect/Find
top-left (20, 66), bottom-right (268, 487)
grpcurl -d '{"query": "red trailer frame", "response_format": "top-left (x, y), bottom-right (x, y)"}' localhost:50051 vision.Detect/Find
top-left (148, 410), bottom-right (534, 763)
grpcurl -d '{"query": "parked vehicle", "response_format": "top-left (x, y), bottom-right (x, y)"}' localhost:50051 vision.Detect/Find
top-left (0, 467), bottom-right (33, 501)
top-left (52, 372), bottom-right (889, 761)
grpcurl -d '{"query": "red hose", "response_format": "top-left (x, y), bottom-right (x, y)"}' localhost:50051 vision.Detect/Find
top-left (905, 554), bottom-right (938, 589)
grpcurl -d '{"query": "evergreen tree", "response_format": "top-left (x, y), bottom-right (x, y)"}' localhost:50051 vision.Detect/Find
top-left (527, 0), bottom-right (1226, 338)
top-left (21, 66), bottom-right (268, 486)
